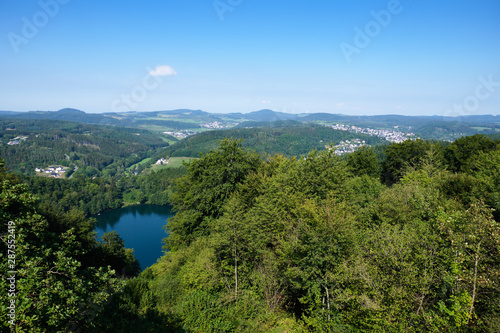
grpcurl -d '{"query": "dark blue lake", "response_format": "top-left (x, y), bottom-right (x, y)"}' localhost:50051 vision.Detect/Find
top-left (94, 205), bottom-right (173, 270)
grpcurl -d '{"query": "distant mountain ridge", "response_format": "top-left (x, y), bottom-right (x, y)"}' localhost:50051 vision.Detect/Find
top-left (4, 107), bottom-right (499, 122)
top-left (1, 108), bottom-right (499, 140)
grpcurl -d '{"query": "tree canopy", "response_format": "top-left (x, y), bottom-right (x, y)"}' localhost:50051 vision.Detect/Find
top-left (3, 133), bottom-right (500, 332)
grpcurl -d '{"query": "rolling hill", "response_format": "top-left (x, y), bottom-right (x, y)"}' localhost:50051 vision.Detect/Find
top-left (2, 108), bottom-right (499, 141)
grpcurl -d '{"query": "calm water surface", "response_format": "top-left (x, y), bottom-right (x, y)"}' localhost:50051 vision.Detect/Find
top-left (94, 205), bottom-right (173, 270)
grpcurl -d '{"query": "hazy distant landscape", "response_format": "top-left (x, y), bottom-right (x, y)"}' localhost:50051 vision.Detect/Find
top-left (2, 0), bottom-right (500, 332)
top-left (2, 108), bottom-right (500, 178)
top-left (2, 107), bottom-right (500, 140)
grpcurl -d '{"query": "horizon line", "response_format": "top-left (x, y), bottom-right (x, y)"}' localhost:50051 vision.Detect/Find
top-left (0, 108), bottom-right (498, 118)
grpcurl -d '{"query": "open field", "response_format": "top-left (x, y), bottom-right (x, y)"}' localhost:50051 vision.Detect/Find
top-left (127, 157), bottom-right (152, 171)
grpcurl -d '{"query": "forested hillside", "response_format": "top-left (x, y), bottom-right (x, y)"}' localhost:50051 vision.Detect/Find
top-left (5, 109), bottom-right (499, 141)
top-left (0, 118), bottom-right (188, 216)
top-left (0, 159), bottom-right (146, 332)
top-left (128, 135), bottom-right (500, 332)
top-left (2, 133), bottom-right (500, 331)
top-left (165, 122), bottom-right (387, 158)
top-left (14, 167), bottom-right (185, 217)
top-left (0, 118), bottom-right (173, 176)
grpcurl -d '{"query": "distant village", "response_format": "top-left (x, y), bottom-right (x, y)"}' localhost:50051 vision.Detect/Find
top-left (200, 121), bottom-right (239, 129)
top-left (327, 139), bottom-right (368, 155)
top-left (35, 166), bottom-right (68, 178)
top-left (163, 131), bottom-right (197, 139)
top-left (200, 121), bottom-right (225, 129)
top-left (163, 121), bottom-right (239, 139)
top-left (331, 124), bottom-right (418, 143)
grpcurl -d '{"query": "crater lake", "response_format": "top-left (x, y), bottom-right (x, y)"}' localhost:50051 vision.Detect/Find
top-left (94, 205), bottom-right (173, 270)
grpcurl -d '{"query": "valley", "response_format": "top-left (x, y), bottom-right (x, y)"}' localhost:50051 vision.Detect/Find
top-left (2, 109), bottom-right (500, 331)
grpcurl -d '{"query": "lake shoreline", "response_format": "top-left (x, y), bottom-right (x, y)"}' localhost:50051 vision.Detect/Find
top-left (94, 204), bottom-right (173, 271)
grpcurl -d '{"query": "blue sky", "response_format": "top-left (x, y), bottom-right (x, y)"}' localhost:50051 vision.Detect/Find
top-left (1, 0), bottom-right (499, 116)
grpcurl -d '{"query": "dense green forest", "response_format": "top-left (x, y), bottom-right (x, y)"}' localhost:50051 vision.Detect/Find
top-left (0, 118), bottom-right (190, 216)
top-left (123, 135), bottom-right (499, 332)
top-left (0, 118), bottom-right (173, 176)
top-left (165, 122), bottom-right (387, 158)
top-left (1, 118), bottom-right (390, 218)
top-left (2, 133), bottom-right (500, 331)
top-left (0, 159), bottom-right (148, 332)
top-left (4, 109), bottom-right (500, 141)
top-left (17, 167), bottom-right (186, 216)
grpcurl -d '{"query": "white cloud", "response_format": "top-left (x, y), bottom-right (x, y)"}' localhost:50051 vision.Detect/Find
top-left (335, 102), bottom-right (345, 109)
top-left (149, 65), bottom-right (177, 77)
top-left (261, 100), bottom-right (271, 104)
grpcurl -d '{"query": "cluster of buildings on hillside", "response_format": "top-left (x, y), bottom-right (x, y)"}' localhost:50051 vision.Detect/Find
top-left (200, 121), bottom-right (239, 129)
top-left (6, 136), bottom-right (28, 145)
top-left (200, 121), bottom-right (225, 129)
top-left (327, 139), bottom-right (368, 155)
top-left (331, 124), bottom-right (418, 143)
top-left (163, 122), bottom-right (240, 139)
top-left (155, 158), bottom-right (170, 165)
top-left (35, 166), bottom-right (67, 178)
top-left (163, 131), bottom-right (197, 139)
